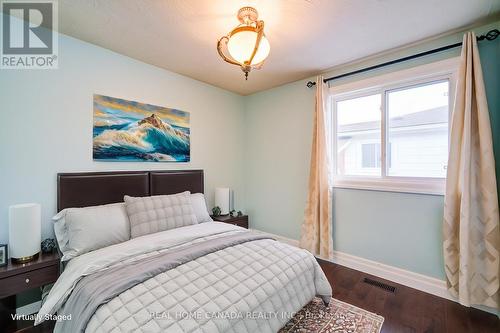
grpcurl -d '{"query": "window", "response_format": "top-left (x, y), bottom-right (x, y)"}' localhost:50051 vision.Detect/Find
top-left (387, 81), bottom-right (449, 178)
top-left (336, 94), bottom-right (381, 176)
top-left (361, 143), bottom-right (391, 168)
top-left (362, 143), bottom-right (380, 168)
top-left (330, 58), bottom-right (458, 194)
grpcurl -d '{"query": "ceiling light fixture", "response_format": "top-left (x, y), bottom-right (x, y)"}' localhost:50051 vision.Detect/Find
top-left (217, 7), bottom-right (270, 80)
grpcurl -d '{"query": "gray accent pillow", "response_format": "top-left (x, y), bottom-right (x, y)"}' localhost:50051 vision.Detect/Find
top-left (124, 191), bottom-right (197, 238)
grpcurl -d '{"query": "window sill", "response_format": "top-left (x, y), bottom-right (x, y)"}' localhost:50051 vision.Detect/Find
top-left (332, 177), bottom-right (445, 196)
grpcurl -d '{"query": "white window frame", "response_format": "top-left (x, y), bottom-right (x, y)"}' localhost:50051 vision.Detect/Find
top-left (329, 57), bottom-right (459, 195)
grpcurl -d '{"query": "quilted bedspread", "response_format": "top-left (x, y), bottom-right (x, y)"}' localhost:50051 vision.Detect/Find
top-left (37, 223), bottom-right (332, 332)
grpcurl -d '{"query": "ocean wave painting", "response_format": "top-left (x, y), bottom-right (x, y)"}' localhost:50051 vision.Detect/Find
top-left (93, 95), bottom-right (190, 162)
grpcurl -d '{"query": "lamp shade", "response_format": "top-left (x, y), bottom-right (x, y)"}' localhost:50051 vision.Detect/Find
top-left (215, 188), bottom-right (230, 215)
top-left (227, 32), bottom-right (270, 65)
top-left (9, 203), bottom-right (41, 262)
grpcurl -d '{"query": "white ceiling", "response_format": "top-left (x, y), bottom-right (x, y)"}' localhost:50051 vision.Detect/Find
top-left (57, 0), bottom-right (500, 95)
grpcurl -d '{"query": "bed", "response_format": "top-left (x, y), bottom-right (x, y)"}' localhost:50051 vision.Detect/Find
top-left (36, 170), bottom-right (332, 332)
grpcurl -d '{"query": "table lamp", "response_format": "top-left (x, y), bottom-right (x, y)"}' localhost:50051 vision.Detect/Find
top-left (215, 188), bottom-right (230, 215)
top-left (9, 203), bottom-right (41, 263)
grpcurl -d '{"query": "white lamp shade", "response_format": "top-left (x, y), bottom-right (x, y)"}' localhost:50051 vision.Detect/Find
top-left (9, 203), bottom-right (41, 259)
top-left (215, 188), bottom-right (230, 215)
top-left (227, 32), bottom-right (270, 65)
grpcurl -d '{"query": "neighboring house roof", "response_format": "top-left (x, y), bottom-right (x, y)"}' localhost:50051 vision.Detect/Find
top-left (339, 106), bottom-right (448, 133)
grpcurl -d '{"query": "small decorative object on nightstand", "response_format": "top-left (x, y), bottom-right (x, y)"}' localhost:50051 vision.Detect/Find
top-left (0, 245), bottom-right (7, 267)
top-left (41, 239), bottom-right (57, 254)
top-left (211, 214), bottom-right (248, 229)
top-left (212, 206), bottom-right (222, 217)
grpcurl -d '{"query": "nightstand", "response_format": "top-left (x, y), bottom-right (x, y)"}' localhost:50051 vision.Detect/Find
top-left (211, 214), bottom-right (249, 229)
top-left (0, 252), bottom-right (60, 332)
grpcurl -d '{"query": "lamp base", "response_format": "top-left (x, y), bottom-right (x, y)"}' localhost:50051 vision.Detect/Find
top-left (11, 252), bottom-right (39, 264)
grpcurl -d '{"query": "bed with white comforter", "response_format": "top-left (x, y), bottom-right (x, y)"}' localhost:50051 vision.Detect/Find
top-left (37, 222), bottom-right (332, 332)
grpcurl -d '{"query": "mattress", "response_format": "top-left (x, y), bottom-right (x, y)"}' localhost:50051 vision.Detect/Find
top-left (36, 222), bottom-right (332, 332)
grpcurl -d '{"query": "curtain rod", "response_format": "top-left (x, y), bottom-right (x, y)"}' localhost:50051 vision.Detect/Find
top-left (306, 29), bottom-right (499, 88)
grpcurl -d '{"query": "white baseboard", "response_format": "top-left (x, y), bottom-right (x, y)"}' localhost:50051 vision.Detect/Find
top-left (16, 300), bottom-right (41, 316)
top-left (329, 250), bottom-right (451, 300)
top-left (329, 251), bottom-right (499, 316)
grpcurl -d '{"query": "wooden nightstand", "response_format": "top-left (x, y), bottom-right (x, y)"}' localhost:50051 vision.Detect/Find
top-left (0, 252), bottom-right (60, 299)
top-left (211, 214), bottom-right (249, 229)
top-left (0, 252), bottom-right (60, 332)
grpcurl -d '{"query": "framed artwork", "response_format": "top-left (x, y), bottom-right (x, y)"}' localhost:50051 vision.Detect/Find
top-left (0, 244), bottom-right (7, 267)
top-left (93, 94), bottom-right (190, 162)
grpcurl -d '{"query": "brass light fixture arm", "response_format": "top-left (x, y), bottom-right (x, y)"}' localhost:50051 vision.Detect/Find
top-left (216, 36), bottom-right (241, 66)
top-left (246, 20), bottom-right (265, 66)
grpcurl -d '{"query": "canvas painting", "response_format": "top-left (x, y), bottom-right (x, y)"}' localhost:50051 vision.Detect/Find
top-left (93, 95), bottom-right (190, 162)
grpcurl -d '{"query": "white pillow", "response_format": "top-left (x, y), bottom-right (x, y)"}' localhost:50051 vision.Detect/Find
top-left (190, 193), bottom-right (213, 223)
top-left (52, 202), bottom-right (130, 261)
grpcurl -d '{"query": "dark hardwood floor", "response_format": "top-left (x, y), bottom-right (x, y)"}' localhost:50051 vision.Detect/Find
top-left (317, 258), bottom-right (500, 333)
top-left (6, 260), bottom-right (499, 333)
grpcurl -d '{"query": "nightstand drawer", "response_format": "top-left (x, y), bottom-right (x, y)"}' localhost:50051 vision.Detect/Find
top-left (0, 264), bottom-right (59, 298)
top-left (226, 219), bottom-right (248, 228)
top-left (211, 215), bottom-right (249, 229)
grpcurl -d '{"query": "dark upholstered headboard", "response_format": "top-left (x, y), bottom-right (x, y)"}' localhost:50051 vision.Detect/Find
top-left (57, 170), bottom-right (204, 211)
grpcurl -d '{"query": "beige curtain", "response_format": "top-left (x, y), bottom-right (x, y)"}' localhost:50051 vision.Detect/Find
top-left (300, 76), bottom-right (334, 259)
top-left (443, 32), bottom-right (500, 309)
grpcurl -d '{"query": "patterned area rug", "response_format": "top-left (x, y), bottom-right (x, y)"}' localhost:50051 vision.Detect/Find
top-left (279, 297), bottom-right (384, 333)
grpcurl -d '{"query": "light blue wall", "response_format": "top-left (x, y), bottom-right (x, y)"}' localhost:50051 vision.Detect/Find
top-left (244, 22), bottom-right (500, 280)
top-left (244, 80), bottom-right (314, 240)
top-left (332, 189), bottom-right (445, 278)
top-left (0, 25), bottom-right (246, 244)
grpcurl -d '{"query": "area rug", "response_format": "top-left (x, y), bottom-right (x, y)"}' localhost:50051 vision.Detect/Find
top-left (279, 297), bottom-right (384, 333)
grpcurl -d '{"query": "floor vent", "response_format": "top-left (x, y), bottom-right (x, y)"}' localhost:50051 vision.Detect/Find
top-left (363, 277), bottom-right (396, 293)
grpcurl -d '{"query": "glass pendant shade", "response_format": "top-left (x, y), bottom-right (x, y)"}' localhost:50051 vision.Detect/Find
top-left (217, 7), bottom-right (270, 79)
top-left (226, 31), bottom-right (270, 65)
